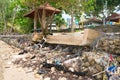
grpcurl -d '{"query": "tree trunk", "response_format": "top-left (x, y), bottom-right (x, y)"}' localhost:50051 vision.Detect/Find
top-left (47, 13), bottom-right (55, 34)
top-left (41, 5), bottom-right (48, 37)
top-left (2, 9), bottom-right (7, 33)
top-left (10, 7), bottom-right (17, 33)
top-left (34, 9), bottom-right (37, 32)
top-left (3, 16), bottom-right (6, 31)
top-left (71, 11), bottom-right (74, 32)
top-left (102, 13), bottom-right (106, 27)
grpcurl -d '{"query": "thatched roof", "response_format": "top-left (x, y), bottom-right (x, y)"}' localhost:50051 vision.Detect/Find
top-left (107, 13), bottom-right (120, 22)
top-left (80, 18), bottom-right (102, 24)
top-left (87, 18), bottom-right (102, 23)
top-left (24, 3), bottom-right (61, 18)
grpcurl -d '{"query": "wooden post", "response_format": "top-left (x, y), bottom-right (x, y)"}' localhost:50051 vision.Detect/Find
top-left (34, 9), bottom-right (37, 32)
top-left (82, 21), bottom-right (84, 29)
top-left (41, 6), bottom-right (46, 36)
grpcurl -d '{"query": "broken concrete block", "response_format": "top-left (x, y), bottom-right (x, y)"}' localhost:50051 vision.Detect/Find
top-left (81, 29), bottom-right (102, 46)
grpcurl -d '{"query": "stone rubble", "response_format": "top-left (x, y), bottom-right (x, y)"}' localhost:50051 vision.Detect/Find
top-left (0, 32), bottom-right (120, 80)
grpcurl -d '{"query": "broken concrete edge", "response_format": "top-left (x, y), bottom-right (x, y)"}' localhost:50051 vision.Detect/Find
top-left (46, 29), bottom-right (103, 46)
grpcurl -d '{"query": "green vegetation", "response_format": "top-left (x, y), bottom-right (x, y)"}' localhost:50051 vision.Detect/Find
top-left (0, 0), bottom-right (120, 34)
top-left (87, 25), bottom-right (96, 29)
top-left (54, 13), bottom-right (65, 30)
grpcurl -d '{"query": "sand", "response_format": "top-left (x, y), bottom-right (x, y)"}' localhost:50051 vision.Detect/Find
top-left (0, 40), bottom-right (37, 80)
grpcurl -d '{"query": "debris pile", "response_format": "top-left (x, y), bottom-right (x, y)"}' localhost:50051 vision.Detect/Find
top-left (96, 33), bottom-right (120, 54)
top-left (0, 32), bottom-right (120, 80)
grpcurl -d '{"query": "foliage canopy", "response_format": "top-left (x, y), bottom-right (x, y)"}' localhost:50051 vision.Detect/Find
top-left (0, 0), bottom-right (120, 34)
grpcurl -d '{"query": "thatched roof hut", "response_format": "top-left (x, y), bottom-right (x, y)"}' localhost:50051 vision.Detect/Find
top-left (107, 13), bottom-right (120, 22)
top-left (24, 3), bottom-right (61, 18)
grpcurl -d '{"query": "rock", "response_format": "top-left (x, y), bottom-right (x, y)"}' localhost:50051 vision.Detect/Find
top-left (116, 56), bottom-right (120, 62)
top-left (69, 67), bottom-right (74, 72)
top-left (44, 77), bottom-right (51, 80)
top-left (37, 69), bottom-right (47, 74)
top-left (60, 71), bottom-right (64, 74)
top-left (47, 60), bottom-right (53, 64)
top-left (62, 57), bottom-right (82, 72)
top-left (63, 57), bottom-right (79, 67)
top-left (11, 54), bottom-right (31, 62)
top-left (51, 67), bottom-right (56, 73)
top-left (78, 76), bottom-right (83, 79)
top-left (97, 35), bottom-right (120, 54)
top-left (89, 67), bottom-right (98, 74)
top-left (95, 75), bottom-right (102, 80)
top-left (95, 64), bottom-right (103, 72)
top-left (32, 32), bottom-right (43, 42)
top-left (62, 47), bottom-right (69, 52)
top-left (7, 61), bottom-right (12, 65)
top-left (58, 77), bottom-right (67, 80)
top-left (89, 59), bottom-right (96, 65)
top-left (83, 62), bottom-right (90, 67)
